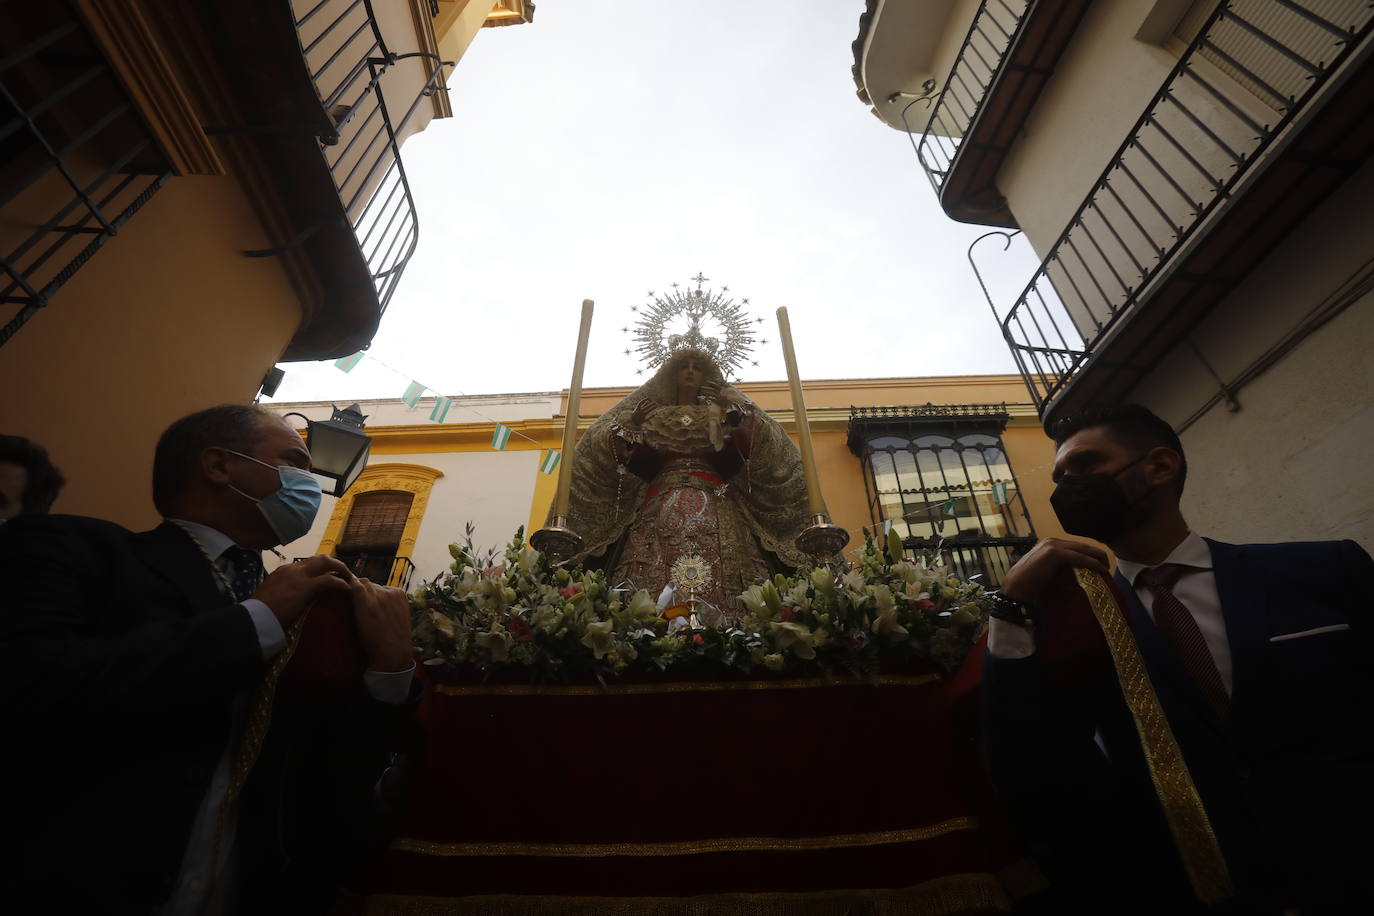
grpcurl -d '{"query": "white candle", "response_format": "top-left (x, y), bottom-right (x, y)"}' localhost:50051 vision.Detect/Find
top-left (775, 307), bottom-right (827, 518)
top-left (552, 300), bottom-right (594, 519)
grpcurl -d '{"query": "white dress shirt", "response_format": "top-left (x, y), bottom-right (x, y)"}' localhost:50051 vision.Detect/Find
top-left (161, 520), bottom-right (415, 915)
top-left (989, 532), bottom-right (1233, 696)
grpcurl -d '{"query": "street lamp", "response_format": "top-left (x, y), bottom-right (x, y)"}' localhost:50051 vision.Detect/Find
top-left (285, 404), bottom-right (371, 497)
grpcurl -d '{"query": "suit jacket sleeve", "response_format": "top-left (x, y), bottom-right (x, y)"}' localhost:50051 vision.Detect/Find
top-left (0, 516), bottom-right (263, 747)
top-left (980, 569), bottom-right (1157, 902)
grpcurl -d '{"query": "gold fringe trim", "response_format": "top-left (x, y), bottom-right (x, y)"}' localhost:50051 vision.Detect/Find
top-left (432, 674), bottom-right (941, 697)
top-left (1073, 569), bottom-right (1233, 903)
top-left (359, 872), bottom-right (1010, 915)
top-left (391, 816), bottom-right (977, 858)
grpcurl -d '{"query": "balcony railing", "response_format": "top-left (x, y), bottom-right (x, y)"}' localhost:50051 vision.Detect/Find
top-left (293, 0), bottom-right (450, 317)
top-left (907, 0), bottom-right (1029, 197)
top-left (1001, 0), bottom-right (1374, 414)
top-left (1, 5), bottom-right (172, 348)
top-left (329, 553), bottom-right (417, 590)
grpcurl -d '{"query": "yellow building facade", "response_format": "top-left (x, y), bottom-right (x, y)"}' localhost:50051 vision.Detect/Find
top-left (0, 1), bottom-right (531, 528)
top-left (265, 375), bottom-right (1070, 590)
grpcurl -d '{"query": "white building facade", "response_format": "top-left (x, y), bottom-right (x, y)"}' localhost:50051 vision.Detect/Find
top-left (854, 0), bottom-right (1374, 545)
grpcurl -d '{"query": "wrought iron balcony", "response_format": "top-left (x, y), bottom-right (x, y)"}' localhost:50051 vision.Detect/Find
top-left (1, 4), bottom-right (173, 349)
top-left (324, 553), bottom-right (417, 590)
top-left (848, 404), bottom-right (1034, 587)
top-left (904, 0), bottom-right (1089, 226)
top-left (294, 0), bottom-right (450, 320)
top-left (1001, 0), bottom-right (1374, 422)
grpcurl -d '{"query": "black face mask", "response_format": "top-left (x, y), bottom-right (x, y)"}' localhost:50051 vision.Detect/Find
top-left (1050, 454), bottom-right (1151, 543)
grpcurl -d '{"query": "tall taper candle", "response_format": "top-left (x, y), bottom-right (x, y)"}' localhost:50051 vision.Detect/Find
top-left (552, 300), bottom-right (594, 520)
top-left (775, 307), bottom-right (827, 517)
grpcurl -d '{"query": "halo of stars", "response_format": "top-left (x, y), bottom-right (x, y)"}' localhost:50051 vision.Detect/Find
top-left (624, 273), bottom-right (764, 379)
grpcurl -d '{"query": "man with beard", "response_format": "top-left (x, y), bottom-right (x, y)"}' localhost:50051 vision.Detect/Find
top-left (980, 405), bottom-right (1372, 914)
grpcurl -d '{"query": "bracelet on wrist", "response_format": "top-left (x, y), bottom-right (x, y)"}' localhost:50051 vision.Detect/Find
top-left (987, 590), bottom-right (1036, 626)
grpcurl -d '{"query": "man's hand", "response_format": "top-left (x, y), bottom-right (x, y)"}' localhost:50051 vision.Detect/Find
top-left (351, 578), bottom-right (414, 672)
top-left (254, 555), bottom-right (355, 627)
top-left (1000, 537), bottom-right (1111, 604)
top-left (629, 398), bottom-right (658, 425)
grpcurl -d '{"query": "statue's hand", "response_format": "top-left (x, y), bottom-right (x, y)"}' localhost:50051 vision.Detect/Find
top-left (629, 398), bottom-right (658, 425)
top-left (697, 380), bottom-right (723, 405)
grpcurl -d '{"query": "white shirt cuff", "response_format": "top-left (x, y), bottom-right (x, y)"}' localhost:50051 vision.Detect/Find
top-left (364, 664), bottom-right (416, 705)
top-left (987, 618), bottom-right (1037, 659)
top-left (242, 599), bottom-right (286, 659)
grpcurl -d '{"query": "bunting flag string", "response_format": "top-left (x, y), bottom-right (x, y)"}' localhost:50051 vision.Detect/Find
top-left (539, 450), bottom-right (561, 475)
top-left (326, 347), bottom-right (546, 447)
top-left (334, 351), bottom-right (365, 373)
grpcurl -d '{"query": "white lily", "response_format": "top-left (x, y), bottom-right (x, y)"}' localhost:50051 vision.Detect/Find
top-left (740, 584), bottom-right (769, 617)
top-left (870, 584), bottom-right (909, 639)
top-left (772, 621), bottom-right (817, 660)
top-left (581, 619), bottom-right (616, 659)
top-left (890, 561), bottom-right (919, 585)
top-left (474, 627), bottom-right (513, 662)
top-left (626, 589), bottom-right (659, 621)
top-left (841, 569), bottom-right (867, 594)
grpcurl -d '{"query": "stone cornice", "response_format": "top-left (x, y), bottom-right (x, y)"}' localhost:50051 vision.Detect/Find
top-left (77, 0), bottom-right (226, 175)
top-left (320, 402), bottom-right (1041, 455)
top-left (408, 0), bottom-right (453, 120)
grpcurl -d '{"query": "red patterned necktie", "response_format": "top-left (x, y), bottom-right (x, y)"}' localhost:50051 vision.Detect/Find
top-left (1136, 563), bottom-right (1230, 719)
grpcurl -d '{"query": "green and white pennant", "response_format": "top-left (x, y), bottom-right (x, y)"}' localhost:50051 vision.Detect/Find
top-left (539, 449), bottom-right (561, 475)
top-left (429, 396), bottom-right (453, 423)
top-left (400, 381), bottom-right (425, 407)
top-left (491, 424), bottom-right (512, 450)
top-left (333, 351), bottom-right (365, 373)
top-left (991, 481), bottom-right (1010, 506)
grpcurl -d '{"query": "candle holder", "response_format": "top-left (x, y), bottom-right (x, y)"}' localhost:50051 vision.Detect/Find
top-left (530, 516), bottom-right (585, 565)
top-left (796, 515), bottom-right (850, 560)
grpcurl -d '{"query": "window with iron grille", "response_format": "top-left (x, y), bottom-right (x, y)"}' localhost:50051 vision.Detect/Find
top-left (1, 2), bottom-right (172, 348)
top-left (848, 405), bottom-right (1036, 586)
top-left (337, 489), bottom-right (413, 583)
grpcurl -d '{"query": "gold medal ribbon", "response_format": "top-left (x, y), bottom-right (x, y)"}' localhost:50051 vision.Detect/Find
top-left (1073, 569), bottom-right (1232, 904)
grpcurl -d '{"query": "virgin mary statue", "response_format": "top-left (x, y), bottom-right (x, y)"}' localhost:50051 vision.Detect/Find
top-left (562, 347), bottom-right (811, 622)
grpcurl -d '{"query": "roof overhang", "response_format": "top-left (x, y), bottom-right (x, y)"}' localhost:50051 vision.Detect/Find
top-left (852, 0), bottom-right (961, 130)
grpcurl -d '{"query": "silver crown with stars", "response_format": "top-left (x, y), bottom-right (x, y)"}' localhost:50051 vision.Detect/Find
top-left (622, 273), bottom-right (765, 379)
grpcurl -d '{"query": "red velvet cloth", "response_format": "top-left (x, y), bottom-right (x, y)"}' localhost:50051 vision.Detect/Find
top-left (278, 592), bottom-right (368, 693)
top-left (365, 661), bottom-right (1023, 901)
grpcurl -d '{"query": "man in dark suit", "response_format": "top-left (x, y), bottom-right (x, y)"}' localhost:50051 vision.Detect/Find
top-left (0, 405), bottom-right (418, 913)
top-left (980, 405), bottom-right (1373, 914)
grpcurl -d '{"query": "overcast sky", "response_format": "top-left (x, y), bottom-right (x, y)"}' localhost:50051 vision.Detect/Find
top-left (264, 0), bottom-right (1043, 408)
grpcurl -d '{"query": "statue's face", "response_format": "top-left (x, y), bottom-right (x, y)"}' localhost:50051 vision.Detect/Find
top-left (675, 359), bottom-right (704, 390)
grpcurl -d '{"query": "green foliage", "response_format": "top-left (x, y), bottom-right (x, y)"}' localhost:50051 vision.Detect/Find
top-left (412, 530), bottom-right (990, 684)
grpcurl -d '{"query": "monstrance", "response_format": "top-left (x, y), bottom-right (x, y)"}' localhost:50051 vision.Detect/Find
top-left (669, 553), bottom-right (713, 627)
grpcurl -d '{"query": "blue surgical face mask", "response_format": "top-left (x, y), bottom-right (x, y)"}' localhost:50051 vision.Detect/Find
top-left (224, 450), bottom-right (322, 546)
